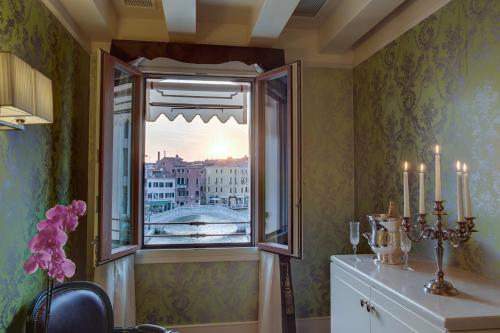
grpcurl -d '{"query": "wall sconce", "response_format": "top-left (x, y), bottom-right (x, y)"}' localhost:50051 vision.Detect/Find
top-left (0, 52), bottom-right (53, 130)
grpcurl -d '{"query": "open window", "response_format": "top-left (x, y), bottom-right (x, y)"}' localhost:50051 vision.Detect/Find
top-left (142, 76), bottom-right (253, 248)
top-left (98, 51), bottom-right (143, 264)
top-left (96, 50), bottom-right (301, 259)
top-left (255, 62), bottom-right (302, 258)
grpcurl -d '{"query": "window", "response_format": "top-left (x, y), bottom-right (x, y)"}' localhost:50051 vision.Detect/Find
top-left (97, 51), bottom-right (141, 264)
top-left (255, 62), bottom-right (302, 257)
top-left (98, 53), bottom-right (301, 257)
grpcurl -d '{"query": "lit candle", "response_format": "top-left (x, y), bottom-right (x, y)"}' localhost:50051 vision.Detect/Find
top-left (463, 163), bottom-right (472, 218)
top-left (419, 164), bottom-right (425, 214)
top-left (404, 161), bottom-right (410, 218)
top-left (435, 145), bottom-right (442, 201)
top-left (456, 161), bottom-right (464, 221)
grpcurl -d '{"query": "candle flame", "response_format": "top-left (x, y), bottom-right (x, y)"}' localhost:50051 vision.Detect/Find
top-left (435, 145), bottom-right (440, 154)
top-left (456, 161), bottom-right (461, 171)
top-left (420, 163), bottom-right (425, 172)
top-left (463, 163), bottom-right (468, 173)
top-left (404, 161), bottom-right (408, 171)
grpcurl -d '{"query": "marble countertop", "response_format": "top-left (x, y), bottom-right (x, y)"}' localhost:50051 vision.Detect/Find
top-left (331, 255), bottom-right (500, 331)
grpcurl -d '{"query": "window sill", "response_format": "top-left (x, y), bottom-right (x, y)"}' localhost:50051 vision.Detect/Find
top-left (135, 247), bottom-right (260, 264)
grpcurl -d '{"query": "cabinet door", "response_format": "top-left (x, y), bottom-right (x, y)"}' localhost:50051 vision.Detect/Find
top-left (370, 288), bottom-right (443, 333)
top-left (331, 264), bottom-right (370, 333)
top-left (369, 300), bottom-right (415, 333)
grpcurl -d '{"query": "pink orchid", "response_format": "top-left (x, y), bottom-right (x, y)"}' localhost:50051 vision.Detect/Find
top-left (44, 202), bottom-right (85, 232)
top-left (24, 200), bottom-right (86, 284)
top-left (47, 251), bottom-right (76, 282)
top-left (23, 251), bottom-right (51, 274)
top-left (69, 200), bottom-right (87, 217)
top-left (36, 219), bottom-right (60, 231)
top-left (28, 225), bottom-right (68, 252)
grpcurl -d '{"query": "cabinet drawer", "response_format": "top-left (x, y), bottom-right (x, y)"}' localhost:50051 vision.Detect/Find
top-left (370, 288), bottom-right (443, 333)
top-left (332, 263), bottom-right (371, 298)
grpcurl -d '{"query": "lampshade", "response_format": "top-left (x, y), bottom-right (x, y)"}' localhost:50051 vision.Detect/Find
top-left (0, 51), bottom-right (53, 129)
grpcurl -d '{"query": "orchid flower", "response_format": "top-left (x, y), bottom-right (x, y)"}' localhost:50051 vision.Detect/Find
top-left (23, 200), bottom-right (87, 282)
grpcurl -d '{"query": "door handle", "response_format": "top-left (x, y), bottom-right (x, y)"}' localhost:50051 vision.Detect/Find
top-left (360, 298), bottom-right (366, 308)
top-left (366, 303), bottom-right (376, 313)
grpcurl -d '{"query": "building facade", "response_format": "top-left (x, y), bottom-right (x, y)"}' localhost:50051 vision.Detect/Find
top-left (205, 157), bottom-right (249, 208)
top-left (144, 154), bottom-right (249, 212)
top-left (144, 163), bottom-right (176, 220)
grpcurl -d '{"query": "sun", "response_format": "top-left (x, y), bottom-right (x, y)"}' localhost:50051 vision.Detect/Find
top-left (212, 141), bottom-right (230, 159)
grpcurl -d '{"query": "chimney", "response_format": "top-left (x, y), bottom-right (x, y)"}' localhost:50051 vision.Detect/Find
top-left (157, 151), bottom-right (160, 162)
top-left (164, 150), bottom-right (166, 158)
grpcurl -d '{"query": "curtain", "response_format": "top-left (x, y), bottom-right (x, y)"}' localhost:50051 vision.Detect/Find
top-left (110, 40), bottom-right (285, 72)
top-left (94, 254), bottom-right (136, 327)
top-left (258, 251), bottom-right (282, 333)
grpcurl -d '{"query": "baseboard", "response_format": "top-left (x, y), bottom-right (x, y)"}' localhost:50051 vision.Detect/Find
top-left (168, 321), bottom-right (258, 333)
top-left (297, 316), bottom-right (330, 333)
top-left (166, 317), bottom-right (330, 333)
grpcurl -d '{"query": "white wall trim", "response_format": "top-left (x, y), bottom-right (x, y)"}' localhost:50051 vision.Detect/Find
top-left (135, 247), bottom-right (260, 264)
top-left (168, 321), bottom-right (258, 333)
top-left (164, 317), bottom-right (331, 333)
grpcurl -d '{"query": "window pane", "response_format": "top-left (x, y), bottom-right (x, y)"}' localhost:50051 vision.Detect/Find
top-left (112, 67), bottom-right (133, 249)
top-left (143, 77), bottom-right (252, 246)
top-left (263, 74), bottom-right (289, 246)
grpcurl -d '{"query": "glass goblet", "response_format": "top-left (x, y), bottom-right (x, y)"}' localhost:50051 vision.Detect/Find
top-left (349, 221), bottom-right (361, 262)
top-left (400, 230), bottom-right (414, 271)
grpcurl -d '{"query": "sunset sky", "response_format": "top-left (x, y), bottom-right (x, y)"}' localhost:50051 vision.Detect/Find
top-left (145, 115), bottom-right (249, 163)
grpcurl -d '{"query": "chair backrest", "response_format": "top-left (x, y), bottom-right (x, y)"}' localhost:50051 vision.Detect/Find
top-left (26, 281), bottom-right (114, 333)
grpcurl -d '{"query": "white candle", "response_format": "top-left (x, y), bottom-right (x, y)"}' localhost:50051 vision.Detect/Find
top-left (403, 161), bottom-right (410, 218)
top-left (456, 161), bottom-right (464, 221)
top-left (463, 163), bottom-right (472, 218)
top-left (419, 163), bottom-right (425, 214)
top-left (435, 145), bottom-right (442, 201)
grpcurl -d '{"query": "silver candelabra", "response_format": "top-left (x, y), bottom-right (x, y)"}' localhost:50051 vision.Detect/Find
top-left (402, 200), bottom-right (476, 296)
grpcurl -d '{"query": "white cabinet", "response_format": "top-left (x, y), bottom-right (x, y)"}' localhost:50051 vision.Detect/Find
top-left (331, 255), bottom-right (500, 333)
top-left (331, 263), bottom-right (370, 333)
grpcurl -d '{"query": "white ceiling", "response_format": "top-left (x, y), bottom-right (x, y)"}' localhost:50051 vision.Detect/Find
top-left (44, 0), bottom-right (449, 66)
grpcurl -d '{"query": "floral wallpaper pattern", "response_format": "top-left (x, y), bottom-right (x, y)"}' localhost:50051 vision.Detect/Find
top-left (291, 67), bottom-right (355, 318)
top-left (0, 0), bottom-right (89, 332)
top-left (354, 0), bottom-right (500, 280)
top-left (135, 261), bottom-right (259, 325)
top-left (134, 67), bottom-right (355, 324)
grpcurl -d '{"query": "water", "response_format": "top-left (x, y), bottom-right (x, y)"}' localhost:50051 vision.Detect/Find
top-left (145, 212), bottom-right (251, 245)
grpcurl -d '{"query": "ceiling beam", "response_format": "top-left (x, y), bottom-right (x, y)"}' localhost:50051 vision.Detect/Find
top-left (319, 0), bottom-right (404, 53)
top-left (250, 0), bottom-right (300, 45)
top-left (58, 0), bottom-right (118, 42)
top-left (162, 0), bottom-right (196, 41)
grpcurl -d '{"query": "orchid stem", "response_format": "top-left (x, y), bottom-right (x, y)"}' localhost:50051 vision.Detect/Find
top-left (44, 277), bottom-right (54, 333)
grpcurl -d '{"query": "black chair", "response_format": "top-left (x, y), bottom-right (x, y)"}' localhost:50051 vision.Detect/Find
top-left (26, 281), bottom-right (177, 333)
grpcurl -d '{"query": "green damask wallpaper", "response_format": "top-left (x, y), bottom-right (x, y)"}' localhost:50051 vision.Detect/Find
top-left (354, 0), bottom-right (500, 280)
top-left (0, 1), bottom-right (89, 332)
top-left (136, 261), bottom-right (259, 325)
top-left (135, 67), bottom-right (355, 324)
top-left (292, 67), bottom-right (354, 318)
